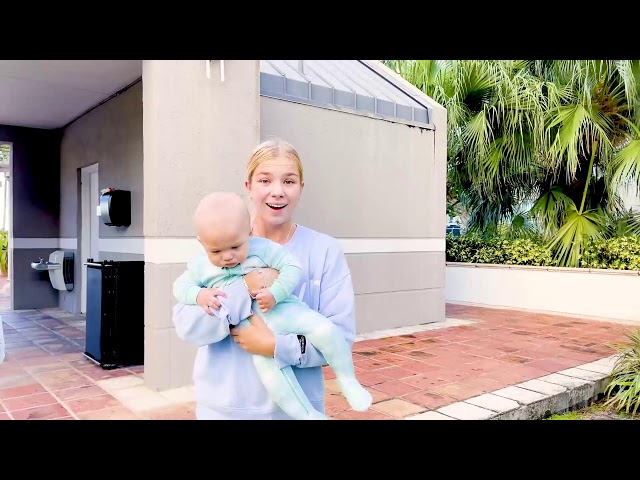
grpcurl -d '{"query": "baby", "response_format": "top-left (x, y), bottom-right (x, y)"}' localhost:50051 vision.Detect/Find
top-left (173, 191), bottom-right (372, 419)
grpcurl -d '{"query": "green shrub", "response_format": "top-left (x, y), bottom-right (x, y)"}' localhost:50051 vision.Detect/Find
top-left (446, 234), bottom-right (552, 266)
top-left (580, 236), bottom-right (640, 270)
top-left (500, 238), bottom-right (553, 266)
top-left (446, 235), bottom-right (490, 263)
top-left (604, 330), bottom-right (640, 416)
top-left (447, 233), bottom-right (640, 270)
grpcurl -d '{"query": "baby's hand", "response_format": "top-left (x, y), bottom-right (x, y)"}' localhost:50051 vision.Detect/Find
top-left (196, 288), bottom-right (227, 316)
top-left (255, 288), bottom-right (276, 313)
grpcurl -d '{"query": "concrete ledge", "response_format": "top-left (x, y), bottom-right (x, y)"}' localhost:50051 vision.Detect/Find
top-left (407, 355), bottom-right (619, 420)
top-left (406, 411), bottom-right (455, 420)
top-left (465, 393), bottom-right (520, 414)
top-left (437, 401), bottom-right (495, 420)
top-left (446, 264), bottom-right (640, 324)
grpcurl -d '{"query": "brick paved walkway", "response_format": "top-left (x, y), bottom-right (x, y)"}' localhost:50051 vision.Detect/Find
top-left (0, 274), bottom-right (635, 420)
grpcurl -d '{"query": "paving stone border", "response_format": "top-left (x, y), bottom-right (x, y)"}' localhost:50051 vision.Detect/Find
top-left (407, 355), bottom-right (620, 420)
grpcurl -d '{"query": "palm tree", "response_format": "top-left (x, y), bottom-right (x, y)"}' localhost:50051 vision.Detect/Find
top-left (386, 60), bottom-right (640, 266)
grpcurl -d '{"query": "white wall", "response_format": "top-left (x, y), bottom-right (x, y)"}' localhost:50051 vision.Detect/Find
top-left (446, 262), bottom-right (640, 323)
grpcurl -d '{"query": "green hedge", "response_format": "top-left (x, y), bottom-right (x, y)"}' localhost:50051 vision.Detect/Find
top-left (580, 236), bottom-right (640, 270)
top-left (446, 236), bottom-right (553, 266)
top-left (446, 234), bottom-right (640, 270)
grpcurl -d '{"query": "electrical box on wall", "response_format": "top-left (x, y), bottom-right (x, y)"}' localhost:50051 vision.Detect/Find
top-left (99, 189), bottom-right (131, 227)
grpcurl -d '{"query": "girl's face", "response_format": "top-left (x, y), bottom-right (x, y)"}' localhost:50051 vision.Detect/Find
top-left (246, 155), bottom-right (304, 228)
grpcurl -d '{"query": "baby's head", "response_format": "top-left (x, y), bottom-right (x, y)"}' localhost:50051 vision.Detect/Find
top-left (194, 192), bottom-right (251, 268)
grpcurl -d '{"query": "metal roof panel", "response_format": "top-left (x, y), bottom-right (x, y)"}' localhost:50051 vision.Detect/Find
top-left (259, 60), bottom-right (432, 126)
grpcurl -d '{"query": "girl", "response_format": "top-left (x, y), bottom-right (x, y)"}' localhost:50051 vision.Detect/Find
top-left (172, 138), bottom-right (357, 420)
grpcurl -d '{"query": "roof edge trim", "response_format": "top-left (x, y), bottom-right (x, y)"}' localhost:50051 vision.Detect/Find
top-left (260, 92), bottom-right (435, 131)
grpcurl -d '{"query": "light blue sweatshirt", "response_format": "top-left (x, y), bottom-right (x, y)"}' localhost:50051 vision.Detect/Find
top-left (172, 224), bottom-right (356, 420)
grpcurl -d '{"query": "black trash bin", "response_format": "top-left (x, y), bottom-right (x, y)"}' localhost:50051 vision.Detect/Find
top-left (84, 260), bottom-right (145, 369)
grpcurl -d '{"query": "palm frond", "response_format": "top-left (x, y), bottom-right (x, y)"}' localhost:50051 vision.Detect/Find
top-left (603, 209), bottom-right (640, 238)
top-left (464, 188), bottom-right (519, 236)
top-left (547, 206), bottom-right (606, 267)
top-left (463, 110), bottom-right (492, 159)
top-left (608, 138), bottom-right (640, 198)
top-left (498, 210), bottom-right (542, 240)
top-left (383, 60), bottom-right (453, 99)
top-left (530, 186), bottom-right (576, 234)
top-left (546, 104), bottom-right (612, 181)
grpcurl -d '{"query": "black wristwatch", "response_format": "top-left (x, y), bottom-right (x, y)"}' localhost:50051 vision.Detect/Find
top-left (297, 335), bottom-right (306, 354)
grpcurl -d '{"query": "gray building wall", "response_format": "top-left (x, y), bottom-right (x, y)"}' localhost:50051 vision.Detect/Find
top-left (142, 60), bottom-right (261, 391)
top-left (59, 81), bottom-right (144, 312)
top-left (260, 96), bottom-right (446, 333)
top-left (0, 125), bottom-right (61, 309)
top-left (260, 97), bottom-right (442, 239)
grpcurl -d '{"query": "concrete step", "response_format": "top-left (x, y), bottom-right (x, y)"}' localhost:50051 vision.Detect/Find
top-left (407, 355), bottom-right (621, 420)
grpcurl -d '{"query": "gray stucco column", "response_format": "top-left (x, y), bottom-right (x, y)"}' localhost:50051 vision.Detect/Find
top-left (142, 60), bottom-right (260, 391)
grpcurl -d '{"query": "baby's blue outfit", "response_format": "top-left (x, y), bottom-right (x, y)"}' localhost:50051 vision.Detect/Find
top-left (173, 236), bottom-right (371, 419)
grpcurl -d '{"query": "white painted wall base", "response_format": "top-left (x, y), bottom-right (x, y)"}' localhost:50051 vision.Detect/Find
top-left (446, 262), bottom-right (640, 324)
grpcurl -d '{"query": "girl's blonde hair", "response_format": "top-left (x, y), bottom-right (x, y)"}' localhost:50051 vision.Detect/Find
top-left (246, 138), bottom-right (304, 183)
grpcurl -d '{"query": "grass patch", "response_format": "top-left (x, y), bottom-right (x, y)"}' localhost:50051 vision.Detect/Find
top-left (545, 399), bottom-right (639, 420)
top-left (547, 410), bottom-right (581, 420)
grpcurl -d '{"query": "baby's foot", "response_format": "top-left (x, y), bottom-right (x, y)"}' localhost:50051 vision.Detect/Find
top-left (338, 378), bottom-right (373, 411)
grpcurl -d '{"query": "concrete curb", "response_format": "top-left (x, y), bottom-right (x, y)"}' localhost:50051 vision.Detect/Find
top-left (407, 355), bottom-right (620, 420)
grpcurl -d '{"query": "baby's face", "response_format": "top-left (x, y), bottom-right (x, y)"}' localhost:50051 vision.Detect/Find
top-left (199, 224), bottom-right (250, 269)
